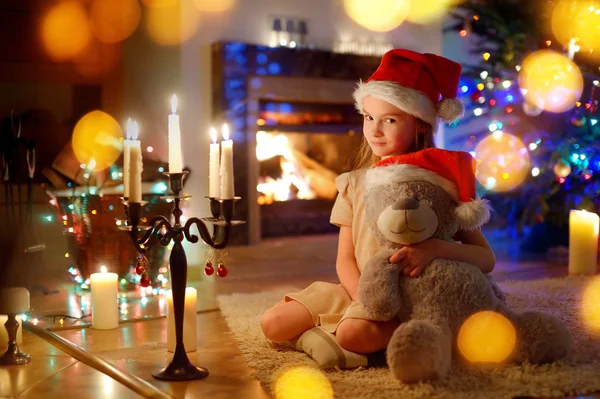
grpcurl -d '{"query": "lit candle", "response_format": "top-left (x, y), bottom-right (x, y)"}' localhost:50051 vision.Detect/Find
top-left (209, 127), bottom-right (220, 198)
top-left (122, 118), bottom-right (133, 198)
top-left (0, 315), bottom-right (23, 346)
top-left (569, 210), bottom-right (599, 275)
top-left (127, 120), bottom-right (143, 203)
top-left (168, 94), bottom-right (183, 173)
top-left (90, 266), bottom-right (119, 330)
top-left (166, 287), bottom-right (197, 352)
top-left (220, 123), bottom-right (234, 199)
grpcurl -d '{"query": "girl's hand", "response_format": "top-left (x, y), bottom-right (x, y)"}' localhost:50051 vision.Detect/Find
top-left (388, 238), bottom-right (441, 278)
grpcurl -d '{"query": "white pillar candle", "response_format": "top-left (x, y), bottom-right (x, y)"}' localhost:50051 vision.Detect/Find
top-left (166, 287), bottom-right (197, 353)
top-left (569, 210), bottom-right (599, 275)
top-left (168, 94), bottom-right (183, 173)
top-left (220, 123), bottom-right (234, 199)
top-left (90, 266), bottom-right (119, 330)
top-left (0, 315), bottom-right (22, 347)
top-left (127, 120), bottom-right (143, 203)
top-left (123, 118), bottom-right (133, 198)
top-left (209, 127), bottom-right (220, 198)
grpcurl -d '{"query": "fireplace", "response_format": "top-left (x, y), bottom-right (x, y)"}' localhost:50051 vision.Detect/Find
top-left (212, 42), bottom-right (380, 244)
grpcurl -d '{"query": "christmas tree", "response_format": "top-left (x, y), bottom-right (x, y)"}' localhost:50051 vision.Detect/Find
top-left (446, 0), bottom-right (600, 252)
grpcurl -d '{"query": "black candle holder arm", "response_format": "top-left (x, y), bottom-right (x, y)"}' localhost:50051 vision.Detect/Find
top-left (183, 217), bottom-right (231, 249)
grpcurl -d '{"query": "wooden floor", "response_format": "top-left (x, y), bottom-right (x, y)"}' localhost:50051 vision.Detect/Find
top-left (2, 229), bottom-right (597, 399)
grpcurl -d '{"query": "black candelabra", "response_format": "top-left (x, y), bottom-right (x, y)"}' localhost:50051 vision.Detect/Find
top-left (122, 171), bottom-right (244, 381)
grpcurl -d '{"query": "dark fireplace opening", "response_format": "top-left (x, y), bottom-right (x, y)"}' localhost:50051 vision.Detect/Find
top-left (256, 99), bottom-right (363, 238)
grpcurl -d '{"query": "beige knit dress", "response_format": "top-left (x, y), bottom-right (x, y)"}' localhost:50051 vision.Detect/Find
top-left (284, 168), bottom-right (383, 333)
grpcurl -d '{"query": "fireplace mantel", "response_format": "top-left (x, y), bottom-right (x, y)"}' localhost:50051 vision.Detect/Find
top-left (211, 42), bottom-right (380, 245)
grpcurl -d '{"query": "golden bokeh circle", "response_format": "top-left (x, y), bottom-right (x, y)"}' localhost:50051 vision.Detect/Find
top-left (193, 0), bottom-right (236, 12)
top-left (457, 311), bottom-right (517, 363)
top-left (144, 0), bottom-right (202, 45)
top-left (406, 0), bottom-right (457, 24)
top-left (343, 0), bottom-right (410, 32)
top-left (552, 1), bottom-right (600, 52)
top-left (274, 366), bottom-right (333, 399)
top-left (72, 111), bottom-right (123, 171)
top-left (41, 1), bottom-right (92, 61)
top-left (518, 50), bottom-right (583, 113)
top-left (474, 132), bottom-right (530, 192)
top-left (90, 0), bottom-right (141, 43)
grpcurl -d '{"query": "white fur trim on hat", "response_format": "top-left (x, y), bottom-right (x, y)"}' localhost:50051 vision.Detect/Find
top-left (437, 98), bottom-right (465, 123)
top-left (366, 164), bottom-right (491, 229)
top-left (354, 80), bottom-right (437, 126)
top-left (455, 199), bottom-right (492, 230)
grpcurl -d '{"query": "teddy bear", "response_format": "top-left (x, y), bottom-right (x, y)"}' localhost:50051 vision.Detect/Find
top-left (357, 148), bottom-right (572, 383)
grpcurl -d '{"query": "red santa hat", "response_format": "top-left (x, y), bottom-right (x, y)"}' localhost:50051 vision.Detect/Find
top-left (365, 148), bottom-right (491, 230)
top-left (354, 49), bottom-right (465, 128)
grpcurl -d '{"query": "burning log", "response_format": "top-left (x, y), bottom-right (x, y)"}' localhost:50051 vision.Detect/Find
top-left (291, 149), bottom-right (337, 200)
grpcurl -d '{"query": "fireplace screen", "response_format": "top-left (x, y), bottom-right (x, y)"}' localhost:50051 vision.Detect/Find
top-left (255, 100), bottom-right (363, 237)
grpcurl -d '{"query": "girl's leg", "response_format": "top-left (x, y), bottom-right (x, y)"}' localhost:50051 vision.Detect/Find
top-left (336, 318), bottom-right (401, 354)
top-left (260, 300), bottom-right (315, 342)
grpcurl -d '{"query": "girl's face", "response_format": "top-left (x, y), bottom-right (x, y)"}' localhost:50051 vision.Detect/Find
top-left (362, 96), bottom-right (417, 158)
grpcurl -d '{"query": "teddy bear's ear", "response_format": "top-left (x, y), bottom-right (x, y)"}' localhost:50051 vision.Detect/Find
top-left (455, 199), bottom-right (492, 230)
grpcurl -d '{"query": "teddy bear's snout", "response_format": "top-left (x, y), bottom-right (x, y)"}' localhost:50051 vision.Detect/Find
top-left (392, 198), bottom-right (420, 211)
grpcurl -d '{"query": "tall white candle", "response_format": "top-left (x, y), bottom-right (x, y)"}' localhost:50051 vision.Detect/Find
top-left (0, 315), bottom-right (23, 347)
top-left (123, 118), bottom-right (134, 198)
top-left (168, 94), bottom-right (183, 173)
top-left (220, 123), bottom-right (234, 199)
top-left (209, 127), bottom-right (220, 198)
top-left (166, 287), bottom-right (197, 353)
top-left (569, 210), bottom-right (599, 275)
top-left (90, 266), bottom-right (119, 330)
top-left (128, 120), bottom-right (143, 203)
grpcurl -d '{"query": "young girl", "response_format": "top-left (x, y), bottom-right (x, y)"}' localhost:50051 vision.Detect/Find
top-left (260, 49), bottom-right (496, 355)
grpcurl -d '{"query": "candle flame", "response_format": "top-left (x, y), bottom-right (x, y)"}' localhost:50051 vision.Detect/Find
top-left (171, 94), bottom-right (178, 114)
top-left (222, 123), bottom-right (230, 141)
top-left (126, 118), bottom-right (139, 140)
top-left (210, 127), bottom-right (218, 144)
top-left (101, 265), bottom-right (107, 274)
top-left (126, 117), bottom-right (133, 140)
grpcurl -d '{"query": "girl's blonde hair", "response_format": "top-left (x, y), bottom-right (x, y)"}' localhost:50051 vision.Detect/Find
top-left (349, 117), bottom-right (435, 170)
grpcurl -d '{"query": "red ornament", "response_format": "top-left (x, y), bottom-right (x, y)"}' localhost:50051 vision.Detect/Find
top-left (217, 264), bottom-right (228, 277)
top-left (135, 265), bottom-right (146, 275)
top-left (204, 261), bottom-right (214, 276)
top-left (140, 275), bottom-right (151, 287)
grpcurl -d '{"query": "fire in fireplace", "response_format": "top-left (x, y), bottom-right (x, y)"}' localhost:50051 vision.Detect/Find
top-left (255, 100), bottom-right (363, 237)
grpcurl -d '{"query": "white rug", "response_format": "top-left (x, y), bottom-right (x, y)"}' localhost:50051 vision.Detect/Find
top-left (217, 277), bottom-right (600, 399)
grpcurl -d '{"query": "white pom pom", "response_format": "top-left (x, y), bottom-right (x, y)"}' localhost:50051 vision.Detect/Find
top-left (438, 98), bottom-right (465, 123)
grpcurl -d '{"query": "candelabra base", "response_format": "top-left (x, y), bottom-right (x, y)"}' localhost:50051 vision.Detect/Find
top-left (0, 350), bottom-right (31, 366)
top-left (152, 361), bottom-right (209, 381)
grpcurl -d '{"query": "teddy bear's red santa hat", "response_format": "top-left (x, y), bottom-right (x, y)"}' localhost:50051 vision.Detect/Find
top-left (365, 148), bottom-right (491, 230)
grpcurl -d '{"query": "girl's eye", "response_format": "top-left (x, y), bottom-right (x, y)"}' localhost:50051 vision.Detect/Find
top-left (384, 118), bottom-right (396, 124)
top-left (364, 115), bottom-right (374, 121)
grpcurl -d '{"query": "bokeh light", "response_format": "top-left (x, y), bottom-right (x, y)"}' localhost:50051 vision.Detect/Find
top-left (73, 39), bottom-right (121, 78)
top-left (518, 50), bottom-right (583, 113)
top-left (41, 1), bottom-right (92, 61)
top-left (274, 366), bottom-right (333, 399)
top-left (72, 111), bottom-right (123, 171)
top-left (141, 0), bottom-right (178, 7)
top-left (552, 1), bottom-right (600, 53)
top-left (90, 0), bottom-right (141, 43)
top-left (343, 0), bottom-right (410, 32)
top-left (406, 0), bottom-right (457, 24)
top-left (145, 0), bottom-right (202, 46)
top-left (582, 276), bottom-right (600, 334)
top-left (457, 311), bottom-right (516, 363)
top-left (193, 0), bottom-right (236, 12)
top-left (474, 132), bottom-right (530, 192)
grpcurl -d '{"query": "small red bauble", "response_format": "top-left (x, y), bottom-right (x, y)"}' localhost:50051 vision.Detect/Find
top-left (204, 261), bottom-right (214, 276)
top-left (135, 265), bottom-right (146, 275)
top-left (140, 275), bottom-right (151, 287)
top-left (217, 265), bottom-right (228, 277)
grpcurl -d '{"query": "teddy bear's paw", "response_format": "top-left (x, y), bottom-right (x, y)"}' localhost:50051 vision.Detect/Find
top-left (386, 319), bottom-right (452, 383)
top-left (515, 311), bottom-right (573, 364)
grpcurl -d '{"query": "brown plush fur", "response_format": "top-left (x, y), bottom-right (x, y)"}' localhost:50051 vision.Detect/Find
top-left (357, 180), bottom-right (573, 383)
